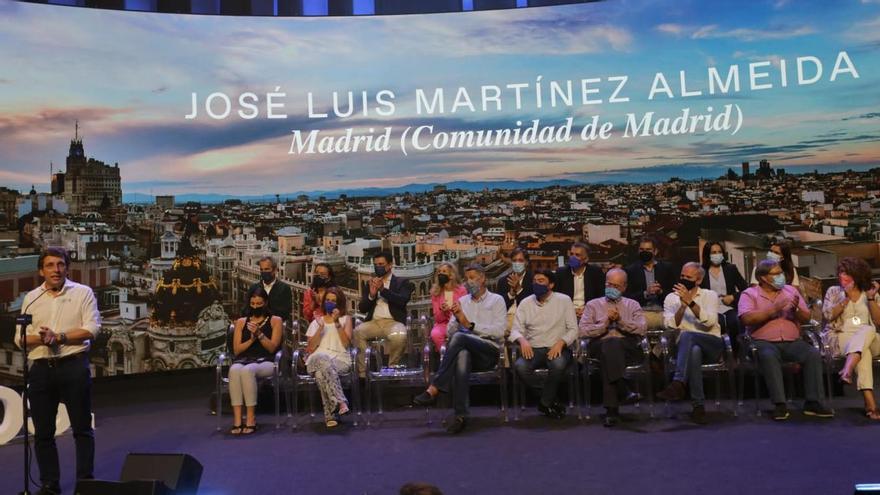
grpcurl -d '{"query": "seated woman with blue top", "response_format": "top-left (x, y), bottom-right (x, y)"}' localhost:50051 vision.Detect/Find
top-left (229, 286), bottom-right (283, 435)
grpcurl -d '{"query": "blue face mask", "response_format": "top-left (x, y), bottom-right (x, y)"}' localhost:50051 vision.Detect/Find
top-left (710, 253), bottom-right (724, 266)
top-left (605, 287), bottom-right (622, 301)
top-left (374, 265), bottom-right (387, 277)
top-left (766, 251), bottom-right (782, 262)
top-left (568, 255), bottom-right (583, 270)
top-left (511, 261), bottom-right (526, 274)
top-left (771, 274), bottom-right (786, 289)
top-left (533, 283), bottom-right (549, 299)
top-left (466, 280), bottom-right (481, 297)
top-left (323, 301), bottom-right (337, 313)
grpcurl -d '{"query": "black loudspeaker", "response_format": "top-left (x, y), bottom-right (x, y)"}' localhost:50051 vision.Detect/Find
top-left (74, 479), bottom-right (171, 495)
top-left (120, 453), bottom-right (203, 495)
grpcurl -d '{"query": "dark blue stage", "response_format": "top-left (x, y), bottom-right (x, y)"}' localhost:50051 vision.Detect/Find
top-left (0, 370), bottom-right (876, 494)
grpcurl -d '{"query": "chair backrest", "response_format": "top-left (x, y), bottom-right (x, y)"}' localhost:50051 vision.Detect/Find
top-left (225, 323), bottom-right (235, 356)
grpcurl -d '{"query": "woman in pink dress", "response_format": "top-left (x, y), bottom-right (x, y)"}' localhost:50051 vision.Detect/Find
top-left (429, 262), bottom-right (466, 352)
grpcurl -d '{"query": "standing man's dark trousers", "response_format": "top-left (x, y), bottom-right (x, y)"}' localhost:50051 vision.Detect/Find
top-left (29, 353), bottom-right (95, 487)
top-left (589, 336), bottom-right (643, 408)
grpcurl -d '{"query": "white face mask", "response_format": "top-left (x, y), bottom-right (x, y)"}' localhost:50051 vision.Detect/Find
top-left (709, 253), bottom-right (724, 266)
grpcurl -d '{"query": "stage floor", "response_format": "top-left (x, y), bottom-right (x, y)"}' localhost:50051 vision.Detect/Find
top-left (0, 374), bottom-right (876, 494)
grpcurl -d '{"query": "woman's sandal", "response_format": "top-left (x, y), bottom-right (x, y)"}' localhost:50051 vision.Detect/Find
top-left (865, 409), bottom-right (880, 420)
top-left (325, 417), bottom-right (339, 428)
top-left (337, 402), bottom-right (350, 417)
top-left (229, 424), bottom-right (243, 435)
top-left (241, 423), bottom-right (258, 435)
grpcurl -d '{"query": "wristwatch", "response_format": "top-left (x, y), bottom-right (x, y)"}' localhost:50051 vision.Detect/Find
top-left (468, 322), bottom-right (476, 332)
top-left (58, 333), bottom-right (68, 345)
top-left (687, 300), bottom-right (697, 309)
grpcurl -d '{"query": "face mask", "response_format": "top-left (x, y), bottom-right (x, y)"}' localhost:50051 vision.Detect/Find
top-left (639, 251), bottom-right (654, 264)
top-left (312, 276), bottom-right (328, 289)
top-left (771, 274), bottom-right (786, 290)
top-left (511, 262), bottom-right (526, 274)
top-left (437, 274), bottom-right (450, 286)
top-left (605, 287), bottom-right (621, 301)
top-left (374, 265), bottom-right (387, 277)
top-left (466, 280), bottom-right (481, 297)
top-left (710, 253), bottom-right (724, 266)
top-left (568, 255), bottom-right (583, 270)
top-left (533, 283), bottom-right (549, 299)
top-left (260, 272), bottom-right (275, 284)
top-left (679, 278), bottom-right (696, 290)
top-left (766, 251), bottom-right (782, 262)
top-left (323, 301), bottom-right (337, 313)
top-left (250, 306), bottom-right (266, 317)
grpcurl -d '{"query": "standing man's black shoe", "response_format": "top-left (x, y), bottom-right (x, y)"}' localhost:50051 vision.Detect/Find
top-left (36, 483), bottom-right (61, 495)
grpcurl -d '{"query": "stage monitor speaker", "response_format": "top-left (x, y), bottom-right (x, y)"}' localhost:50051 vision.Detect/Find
top-left (120, 453), bottom-right (203, 495)
top-left (74, 479), bottom-right (171, 495)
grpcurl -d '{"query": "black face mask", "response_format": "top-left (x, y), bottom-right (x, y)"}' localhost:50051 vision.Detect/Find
top-left (679, 278), bottom-right (696, 290)
top-left (437, 274), bottom-right (450, 286)
top-left (312, 276), bottom-right (328, 289)
top-left (260, 272), bottom-right (275, 284)
top-left (250, 306), bottom-right (266, 317)
top-left (639, 251), bottom-right (654, 263)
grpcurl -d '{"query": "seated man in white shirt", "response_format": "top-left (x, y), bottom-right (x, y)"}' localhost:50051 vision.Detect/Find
top-left (657, 262), bottom-right (722, 424)
top-left (510, 269), bottom-right (578, 419)
top-left (412, 263), bottom-right (507, 434)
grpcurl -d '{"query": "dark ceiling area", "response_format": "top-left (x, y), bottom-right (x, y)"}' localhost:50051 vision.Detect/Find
top-left (16, 0), bottom-right (602, 16)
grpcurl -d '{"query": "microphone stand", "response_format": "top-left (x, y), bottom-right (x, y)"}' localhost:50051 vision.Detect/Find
top-left (15, 312), bottom-right (32, 495)
top-left (16, 287), bottom-right (49, 495)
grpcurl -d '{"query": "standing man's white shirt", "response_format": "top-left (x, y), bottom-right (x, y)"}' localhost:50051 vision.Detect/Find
top-left (17, 280), bottom-right (101, 360)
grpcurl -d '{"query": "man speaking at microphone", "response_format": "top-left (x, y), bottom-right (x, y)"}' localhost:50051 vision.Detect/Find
top-left (16, 247), bottom-right (100, 495)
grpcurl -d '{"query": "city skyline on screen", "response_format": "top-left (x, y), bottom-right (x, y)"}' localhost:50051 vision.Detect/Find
top-left (0, 0), bottom-right (878, 198)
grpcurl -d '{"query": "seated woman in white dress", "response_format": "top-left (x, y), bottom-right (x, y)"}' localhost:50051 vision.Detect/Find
top-left (305, 287), bottom-right (354, 428)
top-left (822, 257), bottom-right (880, 420)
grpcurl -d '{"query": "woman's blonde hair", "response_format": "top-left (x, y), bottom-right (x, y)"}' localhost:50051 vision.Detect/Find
top-left (430, 261), bottom-right (461, 297)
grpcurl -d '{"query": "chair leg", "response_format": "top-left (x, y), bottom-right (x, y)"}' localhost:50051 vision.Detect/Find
top-left (351, 376), bottom-right (361, 427)
top-left (291, 380), bottom-right (299, 430)
top-left (582, 363), bottom-right (591, 420)
top-left (308, 386), bottom-right (316, 419)
top-left (215, 370), bottom-right (222, 432)
top-left (512, 368), bottom-right (520, 421)
top-left (714, 370), bottom-right (722, 409)
top-left (501, 369), bottom-right (509, 423)
top-left (274, 374), bottom-right (281, 430)
top-left (825, 359), bottom-right (835, 414)
top-left (727, 366), bottom-right (738, 417)
top-left (365, 377), bottom-right (373, 427)
top-left (784, 371), bottom-right (794, 406)
top-left (377, 381), bottom-right (384, 421)
top-left (754, 365), bottom-right (762, 417)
